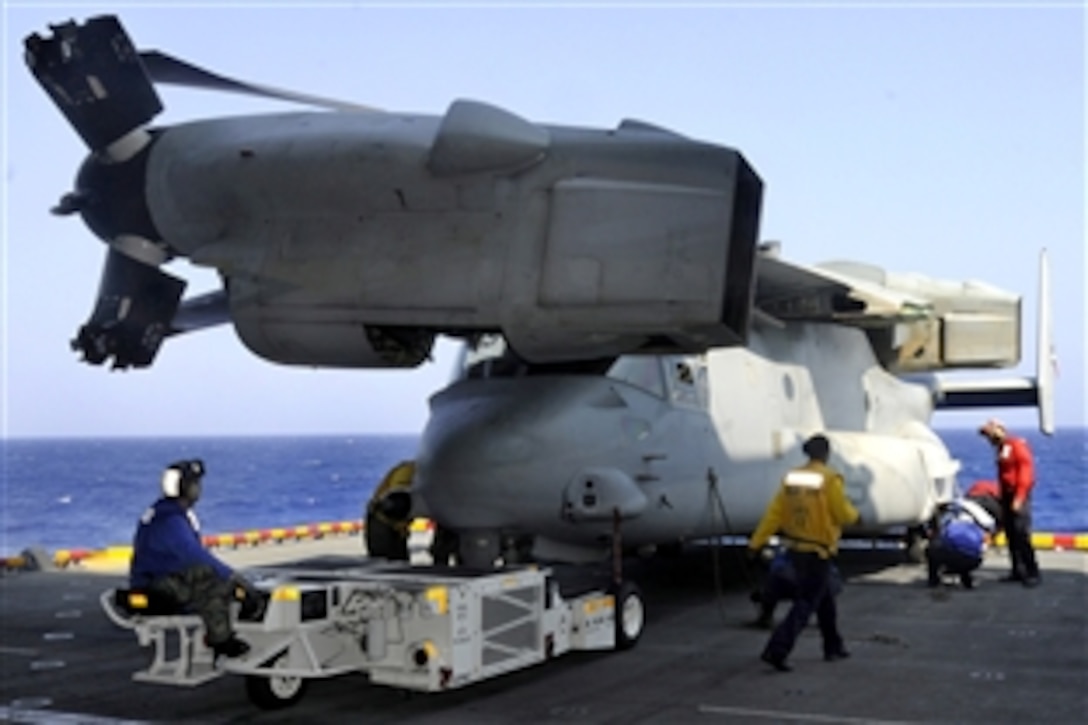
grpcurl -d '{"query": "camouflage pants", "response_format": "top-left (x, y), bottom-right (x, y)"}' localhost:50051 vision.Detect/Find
top-left (149, 565), bottom-right (234, 645)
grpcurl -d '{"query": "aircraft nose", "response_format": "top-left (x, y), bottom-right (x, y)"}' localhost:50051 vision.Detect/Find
top-left (414, 384), bottom-right (532, 528)
top-left (414, 377), bottom-right (628, 530)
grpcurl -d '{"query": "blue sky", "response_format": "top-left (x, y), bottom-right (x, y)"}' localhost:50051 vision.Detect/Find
top-left (2, 1), bottom-right (1084, 437)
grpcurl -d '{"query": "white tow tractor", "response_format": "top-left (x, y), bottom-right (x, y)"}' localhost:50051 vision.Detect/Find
top-left (101, 559), bottom-right (645, 709)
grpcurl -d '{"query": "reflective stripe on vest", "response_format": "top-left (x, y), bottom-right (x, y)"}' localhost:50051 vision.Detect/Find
top-left (784, 470), bottom-right (824, 489)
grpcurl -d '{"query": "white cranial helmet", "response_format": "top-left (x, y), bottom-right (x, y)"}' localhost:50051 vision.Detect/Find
top-left (161, 459), bottom-right (205, 499)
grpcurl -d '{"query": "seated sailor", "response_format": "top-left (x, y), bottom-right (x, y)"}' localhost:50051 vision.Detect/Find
top-left (129, 459), bottom-right (253, 658)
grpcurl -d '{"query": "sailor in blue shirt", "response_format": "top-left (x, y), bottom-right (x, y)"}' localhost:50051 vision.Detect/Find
top-left (926, 498), bottom-right (996, 590)
top-left (130, 459), bottom-right (251, 658)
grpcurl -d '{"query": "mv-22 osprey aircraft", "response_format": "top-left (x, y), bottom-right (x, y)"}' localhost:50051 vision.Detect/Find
top-left (27, 16), bottom-right (1054, 574)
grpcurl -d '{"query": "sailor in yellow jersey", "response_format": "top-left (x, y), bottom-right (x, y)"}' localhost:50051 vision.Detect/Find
top-left (747, 434), bottom-right (860, 672)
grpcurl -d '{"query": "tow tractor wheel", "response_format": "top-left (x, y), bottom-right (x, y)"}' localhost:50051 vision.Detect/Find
top-left (610, 580), bottom-right (645, 650)
top-left (245, 654), bottom-right (308, 710)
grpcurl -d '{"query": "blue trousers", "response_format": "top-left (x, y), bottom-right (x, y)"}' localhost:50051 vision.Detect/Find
top-left (763, 551), bottom-right (843, 660)
top-left (926, 540), bottom-right (982, 583)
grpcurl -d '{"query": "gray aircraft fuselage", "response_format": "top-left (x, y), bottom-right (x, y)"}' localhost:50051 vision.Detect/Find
top-left (414, 322), bottom-right (958, 564)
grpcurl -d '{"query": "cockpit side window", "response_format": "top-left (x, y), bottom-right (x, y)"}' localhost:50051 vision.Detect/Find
top-left (667, 355), bottom-right (708, 409)
top-left (606, 356), bottom-right (666, 398)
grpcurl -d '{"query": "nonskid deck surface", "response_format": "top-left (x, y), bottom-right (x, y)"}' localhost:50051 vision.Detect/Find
top-left (1, 537), bottom-right (1085, 723)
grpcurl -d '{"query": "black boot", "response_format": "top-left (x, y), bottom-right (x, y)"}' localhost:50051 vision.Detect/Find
top-left (210, 635), bottom-right (250, 659)
top-left (761, 651), bottom-right (791, 672)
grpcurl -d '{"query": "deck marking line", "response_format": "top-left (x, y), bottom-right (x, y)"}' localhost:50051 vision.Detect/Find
top-left (0, 705), bottom-right (150, 724)
top-left (29, 659), bottom-right (66, 671)
top-left (698, 704), bottom-right (917, 724)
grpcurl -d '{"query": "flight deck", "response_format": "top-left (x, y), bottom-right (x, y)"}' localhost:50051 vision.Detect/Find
top-left (2, 537), bottom-right (1085, 723)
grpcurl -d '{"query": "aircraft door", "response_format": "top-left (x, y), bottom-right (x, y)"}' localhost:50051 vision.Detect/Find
top-left (648, 355), bottom-right (720, 540)
top-left (605, 355), bottom-right (718, 542)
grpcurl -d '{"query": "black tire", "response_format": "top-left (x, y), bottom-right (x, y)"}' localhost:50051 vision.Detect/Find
top-left (365, 511), bottom-right (409, 561)
top-left (429, 524), bottom-right (461, 567)
top-left (244, 655), bottom-right (308, 710)
top-left (610, 580), bottom-right (645, 650)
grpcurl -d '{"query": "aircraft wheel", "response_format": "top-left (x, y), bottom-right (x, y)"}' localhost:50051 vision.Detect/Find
top-left (610, 581), bottom-right (645, 650)
top-left (245, 654), bottom-right (308, 710)
top-left (365, 512), bottom-right (409, 561)
top-left (429, 524), bottom-right (461, 567)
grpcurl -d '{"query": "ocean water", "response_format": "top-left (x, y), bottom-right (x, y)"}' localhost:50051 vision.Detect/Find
top-left (1, 428), bottom-right (1084, 557)
top-left (0, 435), bottom-right (418, 557)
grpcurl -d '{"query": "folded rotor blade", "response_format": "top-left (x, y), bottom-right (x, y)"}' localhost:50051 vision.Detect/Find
top-left (140, 51), bottom-right (382, 113)
top-left (72, 248), bottom-right (186, 369)
top-left (24, 16), bottom-right (163, 156)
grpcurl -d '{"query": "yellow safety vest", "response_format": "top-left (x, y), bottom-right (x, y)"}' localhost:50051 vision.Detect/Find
top-left (749, 461), bottom-right (859, 558)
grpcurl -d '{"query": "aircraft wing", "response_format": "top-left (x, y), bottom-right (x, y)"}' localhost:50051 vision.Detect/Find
top-left (753, 251), bottom-right (1022, 373)
top-left (755, 254), bottom-right (933, 324)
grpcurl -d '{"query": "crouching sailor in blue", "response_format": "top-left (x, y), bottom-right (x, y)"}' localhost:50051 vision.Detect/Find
top-left (130, 459), bottom-right (251, 658)
top-left (926, 498), bottom-right (996, 590)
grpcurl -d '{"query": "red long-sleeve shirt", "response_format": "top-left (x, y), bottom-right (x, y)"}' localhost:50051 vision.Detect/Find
top-left (996, 437), bottom-right (1035, 508)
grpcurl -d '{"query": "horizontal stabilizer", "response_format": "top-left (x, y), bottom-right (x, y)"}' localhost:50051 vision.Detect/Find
top-left (933, 378), bottom-right (1042, 409)
top-left (924, 249), bottom-right (1054, 434)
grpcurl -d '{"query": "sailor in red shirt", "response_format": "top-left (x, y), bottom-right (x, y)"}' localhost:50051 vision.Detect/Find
top-left (978, 419), bottom-right (1041, 587)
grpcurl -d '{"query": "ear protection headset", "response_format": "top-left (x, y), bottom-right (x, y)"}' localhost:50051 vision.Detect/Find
top-left (161, 459), bottom-right (206, 499)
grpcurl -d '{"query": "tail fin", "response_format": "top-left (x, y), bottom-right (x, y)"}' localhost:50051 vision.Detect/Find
top-left (931, 248), bottom-right (1055, 434)
top-left (1035, 248), bottom-right (1055, 434)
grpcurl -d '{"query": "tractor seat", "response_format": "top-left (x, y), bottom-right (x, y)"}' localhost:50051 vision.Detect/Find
top-left (113, 588), bottom-right (183, 616)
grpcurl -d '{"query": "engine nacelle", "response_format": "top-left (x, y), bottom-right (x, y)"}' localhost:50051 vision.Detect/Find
top-left (28, 16), bottom-right (767, 373)
top-left (147, 106), bottom-right (763, 366)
